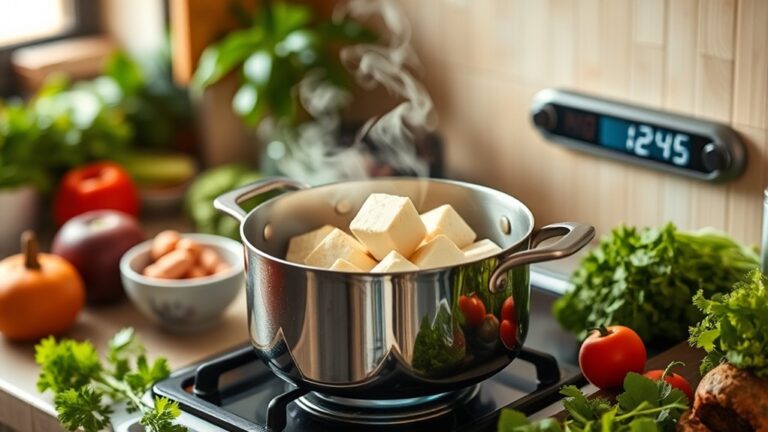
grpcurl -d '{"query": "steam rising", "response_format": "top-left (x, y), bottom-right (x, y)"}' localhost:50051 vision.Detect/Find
top-left (269, 0), bottom-right (435, 184)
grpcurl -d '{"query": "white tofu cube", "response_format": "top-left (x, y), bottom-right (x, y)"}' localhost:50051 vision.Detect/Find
top-left (330, 258), bottom-right (364, 272)
top-left (285, 225), bottom-right (335, 263)
top-left (350, 194), bottom-right (426, 261)
top-left (420, 204), bottom-right (476, 248)
top-left (304, 228), bottom-right (377, 271)
top-left (371, 251), bottom-right (419, 273)
top-left (463, 239), bottom-right (502, 261)
top-left (409, 234), bottom-right (466, 269)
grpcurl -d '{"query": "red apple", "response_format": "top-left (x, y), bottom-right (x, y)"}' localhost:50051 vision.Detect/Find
top-left (52, 210), bottom-right (145, 303)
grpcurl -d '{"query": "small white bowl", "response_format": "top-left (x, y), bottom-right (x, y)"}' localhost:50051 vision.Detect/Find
top-left (120, 233), bottom-right (245, 333)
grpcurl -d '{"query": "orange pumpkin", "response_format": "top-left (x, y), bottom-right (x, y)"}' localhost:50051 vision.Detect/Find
top-left (0, 231), bottom-right (85, 341)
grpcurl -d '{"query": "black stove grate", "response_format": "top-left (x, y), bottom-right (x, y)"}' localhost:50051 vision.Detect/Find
top-left (153, 344), bottom-right (583, 432)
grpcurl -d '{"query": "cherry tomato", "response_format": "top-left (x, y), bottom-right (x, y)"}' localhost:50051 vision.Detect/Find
top-left (644, 369), bottom-right (694, 403)
top-left (477, 314), bottom-right (499, 344)
top-left (499, 319), bottom-right (518, 350)
top-left (53, 162), bottom-right (140, 226)
top-left (578, 325), bottom-right (646, 389)
top-left (458, 294), bottom-right (486, 327)
top-left (501, 296), bottom-right (516, 322)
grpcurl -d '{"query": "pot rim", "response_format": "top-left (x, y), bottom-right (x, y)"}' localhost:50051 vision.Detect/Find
top-left (237, 177), bottom-right (536, 276)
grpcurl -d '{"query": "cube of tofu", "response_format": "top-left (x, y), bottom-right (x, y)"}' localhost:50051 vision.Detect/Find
top-left (371, 251), bottom-right (419, 273)
top-left (285, 225), bottom-right (335, 263)
top-left (329, 258), bottom-right (364, 272)
top-left (463, 239), bottom-right (502, 261)
top-left (304, 228), bottom-right (377, 271)
top-left (409, 234), bottom-right (466, 269)
top-left (349, 194), bottom-right (426, 260)
top-left (420, 204), bottom-right (476, 248)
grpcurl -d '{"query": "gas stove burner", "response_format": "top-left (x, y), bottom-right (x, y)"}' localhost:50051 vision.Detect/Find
top-left (296, 385), bottom-right (480, 425)
top-left (152, 288), bottom-right (585, 431)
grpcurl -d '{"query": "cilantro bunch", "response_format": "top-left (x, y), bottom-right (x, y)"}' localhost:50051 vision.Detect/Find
top-left (553, 224), bottom-right (758, 343)
top-left (690, 269), bottom-right (768, 377)
top-left (498, 370), bottom-right (688, 432)
top-left (35, 328), bottom-right (186, 432)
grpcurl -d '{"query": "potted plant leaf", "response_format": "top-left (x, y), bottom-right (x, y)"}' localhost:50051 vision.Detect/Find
top-left (191, 0), bottom-right (379, 180)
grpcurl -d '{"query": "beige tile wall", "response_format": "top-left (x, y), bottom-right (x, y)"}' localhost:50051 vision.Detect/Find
top-left (396, 0), bottom-right (768, 245)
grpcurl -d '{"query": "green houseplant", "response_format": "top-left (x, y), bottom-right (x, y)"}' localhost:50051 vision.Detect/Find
top-left (191, 0), bottom-right (377, 179)
top-left (192, 0), bottom-right (374, 127)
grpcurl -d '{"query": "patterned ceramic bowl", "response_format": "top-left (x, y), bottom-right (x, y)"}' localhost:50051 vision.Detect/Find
top-left (120, 233), bottom-right (244, 332)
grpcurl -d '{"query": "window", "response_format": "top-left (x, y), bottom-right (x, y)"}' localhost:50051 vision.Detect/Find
top-left (0, 0), bottom-right (74, 46)
top-left (0, 0), bottom-right (100, 95)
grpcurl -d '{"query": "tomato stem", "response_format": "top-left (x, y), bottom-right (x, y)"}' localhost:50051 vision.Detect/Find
top-left (588, 325), bottom-right (613, 338)
top-left (22, 230), bottom-right (41, 270)
top-left (661, 361), bottom-right (685, 379)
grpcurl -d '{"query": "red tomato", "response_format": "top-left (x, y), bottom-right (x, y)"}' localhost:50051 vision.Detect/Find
top-left (458, 294), bottom-right (486, 327)
top-left (643, 369), bottom-right (694, 403)
top-left (499, 319), bottom-right (518, 350)
top-left (53, 162), bottom-right (140, 226)
top-left (501, 296), bottom-right (516, 322)
top-left (578, 325), bottom-right (646, 389)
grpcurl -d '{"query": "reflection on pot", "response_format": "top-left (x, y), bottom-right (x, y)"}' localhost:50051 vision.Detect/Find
top-left (410, 258), bottom-right (527, 378)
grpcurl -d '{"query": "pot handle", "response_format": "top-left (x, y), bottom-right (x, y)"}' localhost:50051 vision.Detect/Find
top-left (488, 222), bottom-right (595, 293)
top-left (214, 177), bottom-right (309, 222)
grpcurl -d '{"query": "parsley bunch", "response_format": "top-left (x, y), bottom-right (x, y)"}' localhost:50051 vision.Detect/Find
top-left (412, 300), bottom-right (466, 377)
top-left (35, 328), bottom-right (186, 432)
top-left (553, 224), bottom-right (758, 343)
top-left (690, 269), bottom-right (768, 377)
top-left (498, 370), bottom-right (688, 432)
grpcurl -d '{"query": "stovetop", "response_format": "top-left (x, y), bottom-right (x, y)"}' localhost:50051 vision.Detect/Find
top-left (150, 286), bottom-right (584, 432)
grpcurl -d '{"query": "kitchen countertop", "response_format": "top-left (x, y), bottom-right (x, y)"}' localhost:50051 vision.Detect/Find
top-left (0, 290), bottom-right (251, 432)
top-left (0, 213), bottom-right (252, 432)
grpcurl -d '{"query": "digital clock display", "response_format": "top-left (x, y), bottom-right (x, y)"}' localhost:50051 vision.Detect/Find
top-left (531, 89), bottom-right (746, 182)
top-left (553, 106), bottom-right (709, 173)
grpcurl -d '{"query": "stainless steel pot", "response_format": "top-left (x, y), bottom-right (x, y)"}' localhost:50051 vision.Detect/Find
top-left (215, 177), bottom-right (594, 399)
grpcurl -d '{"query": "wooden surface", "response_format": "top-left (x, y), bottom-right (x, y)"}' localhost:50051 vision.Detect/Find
top-left (391, 0), bottom-right (768, 246)
top-left (590, 342), bottom-right (706, 400)
top-left (169, 0), bottom-right (247, 84)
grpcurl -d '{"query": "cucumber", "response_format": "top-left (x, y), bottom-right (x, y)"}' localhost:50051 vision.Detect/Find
top-left (121, 152), bottom-right (197, 187)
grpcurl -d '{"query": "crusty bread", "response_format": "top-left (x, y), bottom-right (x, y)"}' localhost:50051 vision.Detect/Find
top-left (687, 364), bottom-right (768, 432)
top-left (677, 410), bottom-right (711, 431)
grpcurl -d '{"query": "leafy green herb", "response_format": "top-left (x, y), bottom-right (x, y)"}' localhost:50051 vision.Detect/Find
top-left (553, 224), bottom-right (758, 343)
top-left (36, 328), bottom-right (185, 432)
top-left (689, 269), bottom-right (768, 377)
top-left (498, 370), bottom-right (688, 432)
top-left (1, 49), bottom-right (191, 190)
top-left (412, 300), bottom-right (466, 377)
top-left (0, 76), bottom-right (132, 190)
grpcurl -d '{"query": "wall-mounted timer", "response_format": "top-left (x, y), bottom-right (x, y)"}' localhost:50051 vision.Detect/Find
top-left (531, 89), bottom-right (746, 182)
